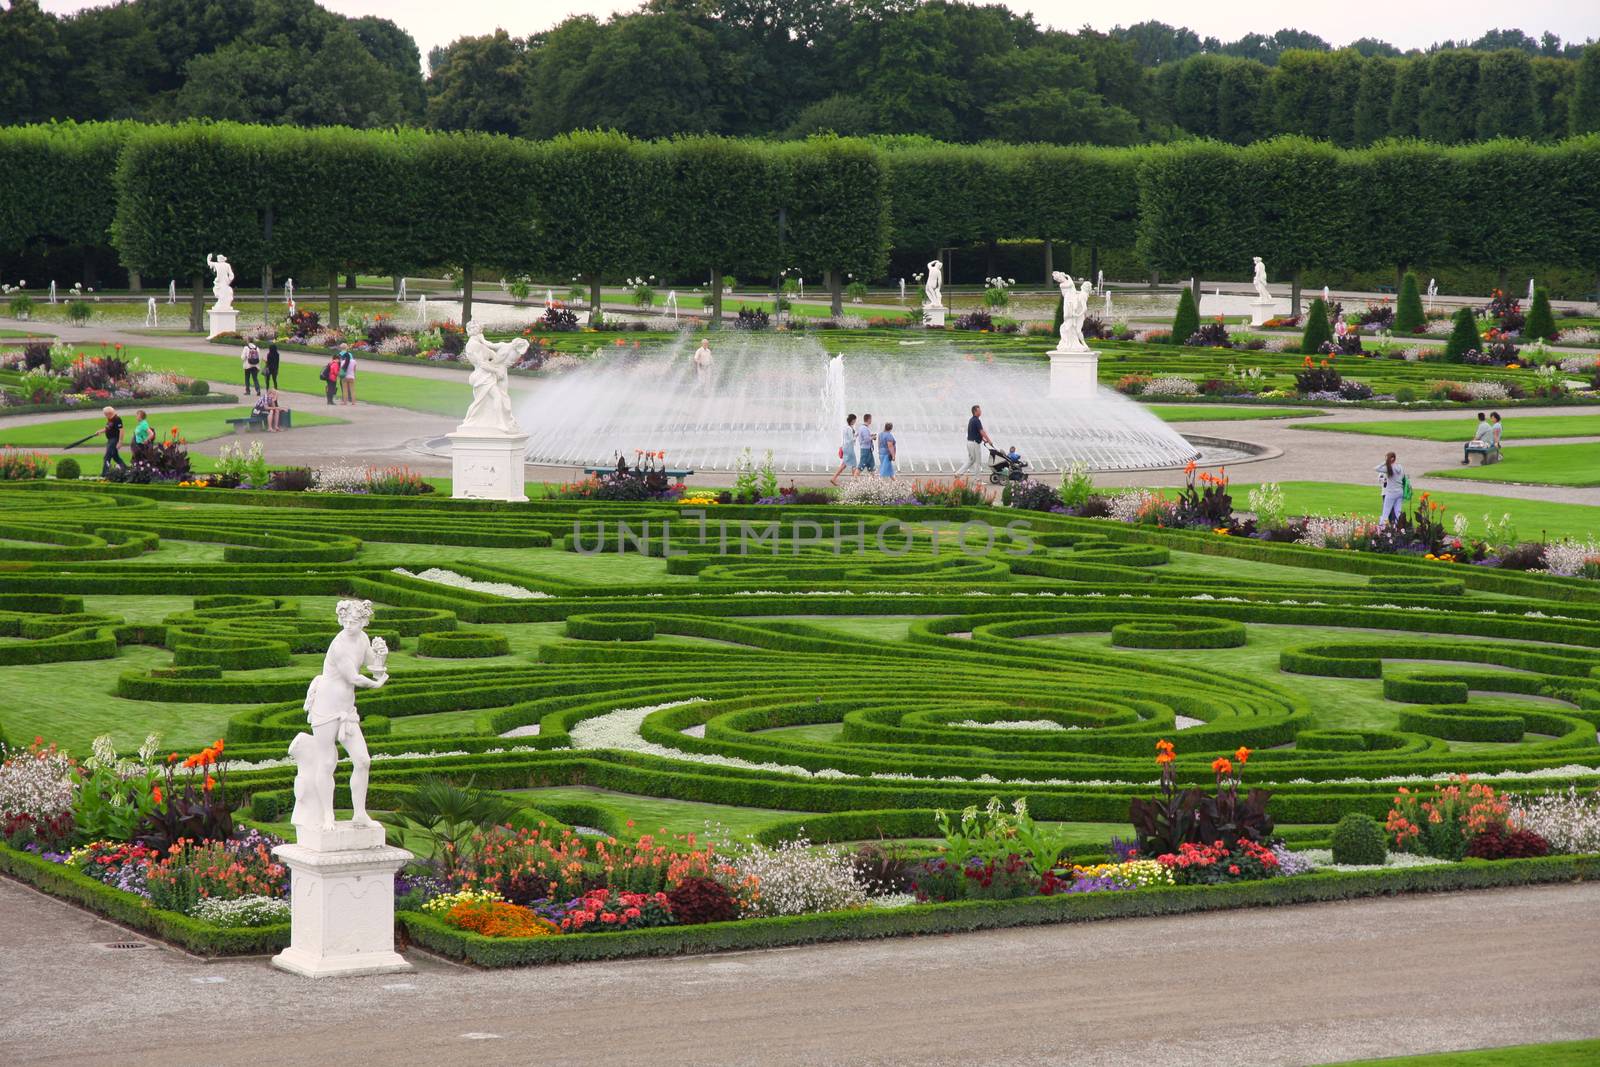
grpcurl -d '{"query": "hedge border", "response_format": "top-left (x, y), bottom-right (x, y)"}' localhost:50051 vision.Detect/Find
top-left (0, 843), bottom-right (288, 956)
top-left (397, 853), bottom-right (1600, 967)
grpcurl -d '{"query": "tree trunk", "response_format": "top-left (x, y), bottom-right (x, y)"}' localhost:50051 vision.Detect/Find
top-left (588, 273), bottom-right (601, 326)
top-left (328, 267), bottom-right (340, 329)
top-left (1396, 264), bottom-right (1405, 294)
top-left (709, 265), bottom-right (722, 329)
top-left (1497, 265), bottom-right (1508, 293)
top-left (128, 271), bottom-right (141, 294)
top-left (828, 269), bottom-right (842, 318)
top-left (984, 239), bottom-right (997, 280)
top-left (1291, 268), bottom-right (1303, 317)
top-left (461, 263), bottom-right (474, 326)
top-left (1043, 239), bottom-right (1053, 282)
top-left (82, 247), bottom-right (96, 289)
top-left (393, 275), bottom-right (404, 295)
top-left (1089, 243), bottom-right (1100, 286)
top-left (1191, 276), bottom-right (1202, 307)
top-left (344, 272), bottom-right (357, 291)
top-left (190, 276), bottom-right (203, 333)
top-left (262, 266), bottom-right (273, 325)
top-left (1150, 270), bottom-right (1159, 289)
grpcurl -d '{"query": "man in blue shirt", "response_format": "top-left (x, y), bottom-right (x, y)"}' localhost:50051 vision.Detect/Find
top-left (961, 404), bottom-right (992, 476)
top-left (857, 413), bottom-right (876, 473)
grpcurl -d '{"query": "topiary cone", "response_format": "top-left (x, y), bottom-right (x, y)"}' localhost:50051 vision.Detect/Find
top-left (1395, 272), bottom-right (1425, 333)
top-left (1170, 286), bottom-right (1199, 346)
top-left (1300, 297), bottom-right (1333, 354)
top-left (1523, 287), bottom-right (1558, 342)
top-left (1443, 306), bottom-right (1481, 362)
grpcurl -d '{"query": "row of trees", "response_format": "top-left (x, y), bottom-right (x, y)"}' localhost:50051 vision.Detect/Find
top-left (4, 123), bottom-right (1598, 324)
top-left (1156, 45), bottom-right (1600, 146)
top-left (10, 1), bottom-right (1596, 148)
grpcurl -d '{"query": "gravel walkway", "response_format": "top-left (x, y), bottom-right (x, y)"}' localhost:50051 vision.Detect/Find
top-left (1, 875), bottom-right (1596, 1066)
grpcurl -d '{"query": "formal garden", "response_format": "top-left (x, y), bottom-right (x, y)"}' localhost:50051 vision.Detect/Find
top-left (1, 476), bottom-right (1598, 965)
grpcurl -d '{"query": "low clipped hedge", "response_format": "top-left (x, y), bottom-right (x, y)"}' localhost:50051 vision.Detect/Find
top-left (0, 844), bottom-right (288, 956)
top-left (1111, 618), bottom-right (1246, 649)
top-left (416, 630), bottom-right (511, 658)
top-left (398, 853), bottom-right (1600, 967)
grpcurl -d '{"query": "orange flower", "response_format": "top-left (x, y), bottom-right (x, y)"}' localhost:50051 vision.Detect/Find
top-left (1234, 746), bottom-right (1251, 764)
top-left (204, 776), bottom-right (216, 791)
top-left (1184, 460), bottom-right (1197, 476)
top-left (1155, 751), bottom-right (1176, 765)
top-left (151, 786), bottom-right (163, 805)
top-left (1155, 739), bottom-right (1174, 754)
top-left (1212, 757), bottom-right (1233, 776)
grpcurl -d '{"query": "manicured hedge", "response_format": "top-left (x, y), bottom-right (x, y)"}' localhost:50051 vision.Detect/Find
top-left (416, 630), bottom-right (511, 658)
top-left (398, 854), bottom-right (1600, 967)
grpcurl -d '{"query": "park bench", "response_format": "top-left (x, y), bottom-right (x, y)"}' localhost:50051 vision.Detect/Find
top-left (1463, 440), bottom-right (1500, 465)
top-left (226, 409), bottom-right (294, 433)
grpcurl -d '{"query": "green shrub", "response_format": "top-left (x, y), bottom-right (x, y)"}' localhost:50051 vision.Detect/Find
top-left (1300, 298), bottom-right (1333, 354)
top-left (416, 630), bottom-right (511, 658)
top-left (1331, 813), bottom-right (1388, 866)
top-left (1394, 272), bottom-right (1425, 333)
top-left (1523, 287), bottom-right (1557, 342)
top-left (1170, 286), bottom-right (1198, 345)
top-left (54, 457), bottom-right (80, 481)
top-left (1444, 307), bottom-right (1481, 362)
top-left (188, 379), bottom-right (210, 396)
top-left (1393, 386), bottom-right (1416, 404)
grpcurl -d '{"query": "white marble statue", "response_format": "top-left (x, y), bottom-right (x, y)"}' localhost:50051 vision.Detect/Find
top-left (924, 259), bottom-right (943, 307)
top-left (1251, 257), bottom-right (1271, 303)
top-left (291, 600), bottom-right (388, 834)
top-left (460, 322), bottom-right (529, 435)
top-left (284, 277), bottom-right (294, 304)
top-left (1052, 271), bottom-right (1093, 352)
top-left (207, 254), bottom-right (235, 313)
top-left (1096, 269), bottom-right (1104, 292)
top-left (144, 297), bottom-right (158, 327)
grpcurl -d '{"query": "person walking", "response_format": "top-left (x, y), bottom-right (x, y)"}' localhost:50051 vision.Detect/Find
top-left (831, 413), bottom-right (859, 485)
top-left (960, 404), bottom-right (993, 477)
top-left (263, 342), bottom-right (281, 391)
top-left (97, 406), bottom-right (127, 478)
top-left (878, 421), bottom-right (897, 479)
top-left (320, 354), bottom-right (340, 405)
top-left (692, 339), bottom-right (712, 384)
top-left (857, 412), bottom-right (876, 474)
top-left (1463, 411), bottom-right (1492, 464)
top-left (131, 409), bottom-right (152, 462)
top-left (1376, 451), bottom-right (1406, 528)
top-left (241, 340), bottom-right (262, 395)
top-left (338, 347), bottom-right (356, 405)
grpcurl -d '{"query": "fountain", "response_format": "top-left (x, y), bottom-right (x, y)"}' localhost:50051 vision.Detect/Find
top-left (48, 280), bottom-right (56, 304)
top-left (167, 280), bottom-right (176, 304)
top-left (417, 294), bottom-right (428, 325)
top-left (509, 333), bottom-right (1199, 474)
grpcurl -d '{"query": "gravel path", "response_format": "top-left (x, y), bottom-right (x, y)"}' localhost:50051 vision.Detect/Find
top-left (1, 875), bottom-right (1596, 1066)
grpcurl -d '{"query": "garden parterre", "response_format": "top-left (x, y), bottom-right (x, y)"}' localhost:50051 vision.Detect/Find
top-left (2, 481), bottom-right (1599, 959)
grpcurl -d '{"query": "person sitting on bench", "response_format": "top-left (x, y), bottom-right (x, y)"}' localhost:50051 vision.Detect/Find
top-left (1490, 411), bottom-right (1503, 454)
top-left (253, 389), bottom-right (283, 432)
top-left (1463, 411), bottom-right (1493, 464)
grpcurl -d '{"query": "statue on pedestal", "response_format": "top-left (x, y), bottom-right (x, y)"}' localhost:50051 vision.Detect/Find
top-left (1052, 271), bottom-right (1092, 352)
top-left (1251, 257), bottom-right (1271, 304)
top-left (290, 600), bottom-right (388, 834)
top-left (460, 322), bottom-right (529, 435)
top-left (923, 259), bottom-right (943, 307)
top-left (207, 254), bottom-right (235, 313)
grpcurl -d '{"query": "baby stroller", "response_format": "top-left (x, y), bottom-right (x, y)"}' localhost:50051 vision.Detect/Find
top-left (987, 447), bottom-right (1029, 485)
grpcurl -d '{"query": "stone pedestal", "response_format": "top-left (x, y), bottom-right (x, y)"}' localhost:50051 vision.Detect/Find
top-left (923, 304), bottom-right (946, 328)
top-left (272, 823), bottom-right (412, 979)
top-left (1048, 348), bottom-right (1099, 400)
top-left (206, 308), bottom-right (238, 339)
top-left (449, 430), bottom-right (528, 502)
top-left (1249, 299), bottom-right (1277, 326)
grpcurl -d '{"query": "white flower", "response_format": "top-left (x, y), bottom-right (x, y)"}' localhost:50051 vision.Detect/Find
top-left (391, 567), bottom-right (549, 599)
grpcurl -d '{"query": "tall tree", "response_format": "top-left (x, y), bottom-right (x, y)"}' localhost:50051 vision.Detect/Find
top-left (425, 30), bottom-right (531, 135)
top-left (0, 0), bottom-right (67, 123)
top-left (1351, 55), bottom-right (1396, 145)
top-left (1572, 43), bottom-right (1600, 135)
top-left (1418, 50), bottom-right (1481, 143)
top-left (1475, 50), bottom-right (1536, 139)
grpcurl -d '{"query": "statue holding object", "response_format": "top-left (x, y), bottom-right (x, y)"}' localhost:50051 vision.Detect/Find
top-left (290, 600), bottom-right (388, 834)
top-left (207, 253), bottom-right (235, 313)
top-left (460, 322), bottom-right (529, 435)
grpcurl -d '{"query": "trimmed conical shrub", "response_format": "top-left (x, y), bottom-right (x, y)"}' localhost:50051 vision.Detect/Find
top-left (1395, 272), bottom-right (1425, 333)
top-left (1170, 286), bottom-right (1199, 346)
top-left (1300, 297), bottom-right (1333, 354)
top-left (1444, 306), bottom-right (1481, 362)
top-left (1523, 287), bottom-right (1558, 342)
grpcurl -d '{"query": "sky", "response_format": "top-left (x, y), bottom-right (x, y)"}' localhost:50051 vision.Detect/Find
top-left (38, 0), bottom-right (1600, 69)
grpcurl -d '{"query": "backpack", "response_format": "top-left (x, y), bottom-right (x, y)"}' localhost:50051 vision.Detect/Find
top-left (1401, 474), bottom-right (1413, 502)
top-left (318, 363), bottom-right (332, 383)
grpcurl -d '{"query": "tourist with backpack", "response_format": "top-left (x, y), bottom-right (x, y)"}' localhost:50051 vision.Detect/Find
top-left (241, 341), bottom-right (262, 395)
top-left (1376, 451), bottom-right (1407, 528)
top-left (339, 348), bottom-right (356, 405)
top-left (320, 354), bottom-right (340, 405)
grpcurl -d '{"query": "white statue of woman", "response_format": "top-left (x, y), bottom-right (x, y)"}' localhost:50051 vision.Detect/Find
top-left (294, 600), bottom-right (388, 833)
top-left (460, 321), bottom-right (529, 435)
top-left (924, 259), bottom-right (943, 307)
top-left (206, 254), bottom-right (235, 312)
top-left (1052, 271), bottom-right (1090, 351)
top-left (1251, 257), bottom-right (1271, 303)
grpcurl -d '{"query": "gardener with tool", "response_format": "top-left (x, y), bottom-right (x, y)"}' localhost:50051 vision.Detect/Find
top-left (96, 406), bottom-right (128, 477)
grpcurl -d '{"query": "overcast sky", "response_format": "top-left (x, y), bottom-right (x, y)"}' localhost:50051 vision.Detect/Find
top-left (39, 0), bottom-right (1600, 68)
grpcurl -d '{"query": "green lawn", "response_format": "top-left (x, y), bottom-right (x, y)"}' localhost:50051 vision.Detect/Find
top-left (93, 344), bottom-right (471, 417)
top-left (1324, 1039), bottom-right (1600, 1066)
top-left (1237, 480), bottom-right (1600, 541)
top-left (0, 406), bottom-right (344, 449)
top-left (1425, 443), bottom-right (1600, 488)
top-left (1296, 414), bottom-right (1600, 441)
top-left (1147, 405), bottom-right (1324, 422)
